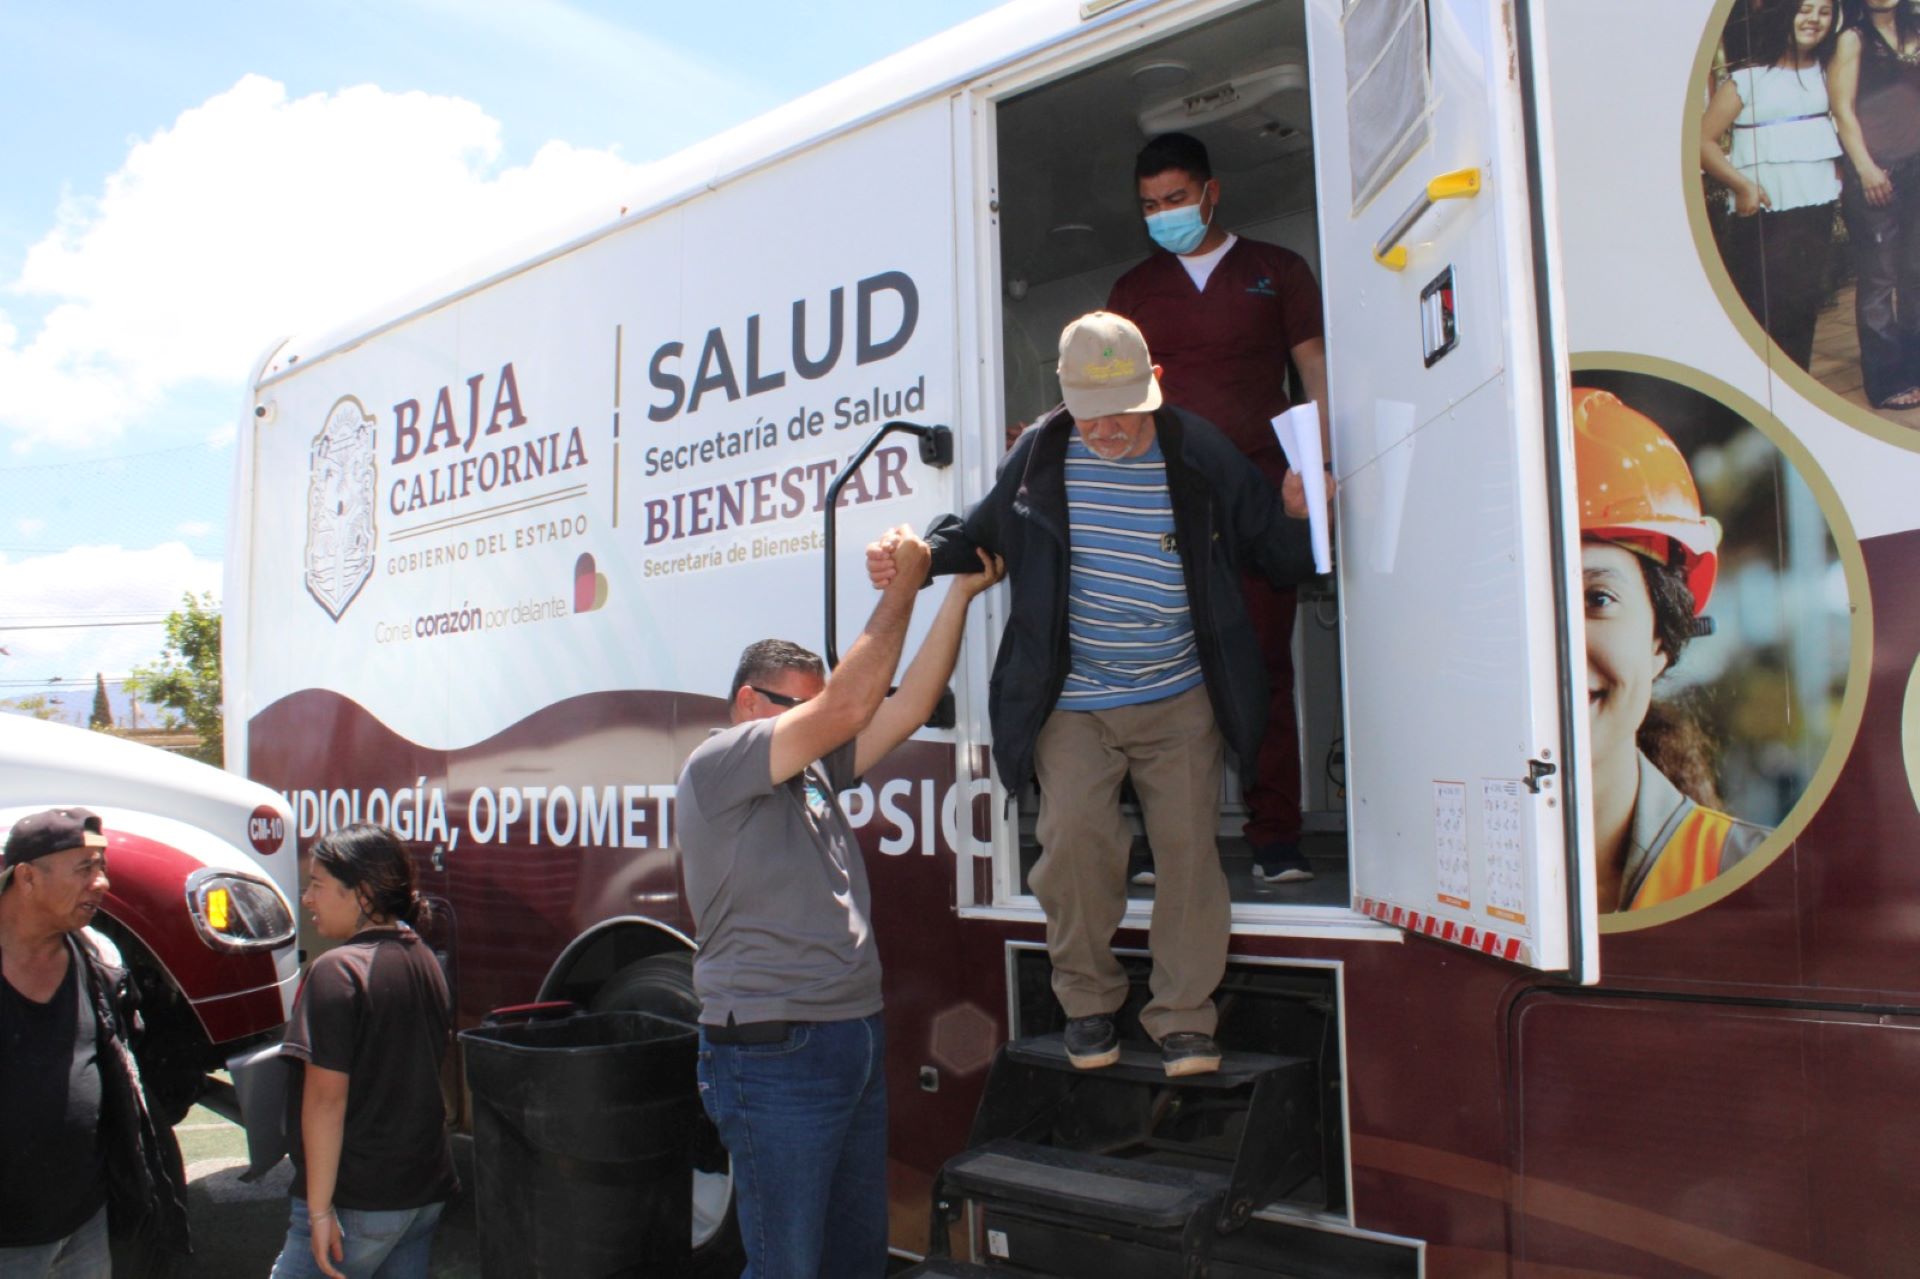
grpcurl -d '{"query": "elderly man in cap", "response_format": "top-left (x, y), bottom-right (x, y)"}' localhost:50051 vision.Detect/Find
top-left (870, 311), bottom-right (1320, 1076)
top-left (0, 808), bottom-right (189, 1277)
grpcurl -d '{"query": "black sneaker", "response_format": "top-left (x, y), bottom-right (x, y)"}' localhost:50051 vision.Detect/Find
top-left (1251, 842), bottom-right (1314, 885)
top-left (1063, 1014), bottom-right (1120, 1069)
top-left (1160, 1031), bottom-right (1222, 1077)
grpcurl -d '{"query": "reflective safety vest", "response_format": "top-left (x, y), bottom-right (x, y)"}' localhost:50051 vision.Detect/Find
top-left (1621, 753), bottom-right (1770, 911)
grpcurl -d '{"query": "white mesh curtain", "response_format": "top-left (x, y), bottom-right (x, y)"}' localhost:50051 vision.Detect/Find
top-left (1343, 0), bottom-right (1433, 212)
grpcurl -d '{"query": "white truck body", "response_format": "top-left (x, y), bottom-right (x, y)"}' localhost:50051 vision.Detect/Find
top-left (227, 1), bottom-right (1920, 1272)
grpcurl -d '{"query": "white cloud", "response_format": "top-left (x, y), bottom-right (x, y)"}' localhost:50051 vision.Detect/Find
top-left (0, 544), bottom-right (222, 683)
top-left (15, 518), bottom-right (44, 537)
top-left (1, 75), bottom-right (651, 451)
top-left (176, 521), bottom-right (213, 537)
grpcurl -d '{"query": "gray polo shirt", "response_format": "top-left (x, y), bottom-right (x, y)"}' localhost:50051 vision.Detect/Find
top-left (676, 717), bottom-right (881, 1027)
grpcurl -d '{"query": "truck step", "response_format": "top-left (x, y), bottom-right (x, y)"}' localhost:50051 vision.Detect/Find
top-left (942, 1138), bottom-right (1228, 1229)
top-left (894, 1260), bottom-right (1052, 1278)
top-left (1007, 1032), bottom-right (1307, 1090)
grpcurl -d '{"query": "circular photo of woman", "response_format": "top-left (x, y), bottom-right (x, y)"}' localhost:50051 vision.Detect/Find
top-left (1571, 369), bottom-right (1854, 918)
top-left (1699, 0), bottom-right (1920, 430)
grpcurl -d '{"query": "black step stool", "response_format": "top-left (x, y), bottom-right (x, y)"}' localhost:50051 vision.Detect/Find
top-left (917, 1032), bottom-right (1319, 1278)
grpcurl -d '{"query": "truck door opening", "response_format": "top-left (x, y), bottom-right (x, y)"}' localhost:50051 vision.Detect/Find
top-left (988, 0), bottom-right (1350, 913)
top-left (972, 0), bottom-right (1594, 977)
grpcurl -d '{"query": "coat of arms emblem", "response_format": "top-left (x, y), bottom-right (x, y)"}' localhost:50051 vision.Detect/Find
top-left (304, 397), bottom-right (379, 620)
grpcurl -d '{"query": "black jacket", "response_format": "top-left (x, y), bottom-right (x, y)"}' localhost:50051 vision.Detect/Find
top-left (74, 931), bottom-right (192, 1273)
top-left (927, 404), bottom-right (1317, 792)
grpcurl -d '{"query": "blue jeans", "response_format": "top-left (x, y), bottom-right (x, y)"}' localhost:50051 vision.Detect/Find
top-left (269, 1197), bottom-right (444, 1279)
top-left (698, 1013), bottom-right (888, 1279)
top-left (1844, 157), bottom-right (1920, 404)
top-left (0, 1206), bottom-right (109, 1279)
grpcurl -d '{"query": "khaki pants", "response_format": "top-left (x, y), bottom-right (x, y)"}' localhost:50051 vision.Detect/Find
top-left (1030, 683), bottom-right (1226, 1040)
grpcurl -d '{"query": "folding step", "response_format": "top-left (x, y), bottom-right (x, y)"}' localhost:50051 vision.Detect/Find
top-left (1006, 1032), bottom-right (1305, 1089)
top-left (941, 1138), bottom-right (1229, 1230)
top-left (894, 1259), bottom-right (1052, 1279)
top-left (967, 1035), bottom-right (1322, 1234)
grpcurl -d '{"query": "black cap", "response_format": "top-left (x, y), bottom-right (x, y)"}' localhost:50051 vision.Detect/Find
top-left (3, 808), bottom-right (107, 883)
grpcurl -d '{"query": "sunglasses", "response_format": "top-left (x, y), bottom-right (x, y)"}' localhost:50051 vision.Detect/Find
top-left (750, 685), bottom-right (807, 708)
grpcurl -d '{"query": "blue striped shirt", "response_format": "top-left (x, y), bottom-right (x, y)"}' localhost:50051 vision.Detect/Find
top-left (1058, 433), bottom-right (1204, 710)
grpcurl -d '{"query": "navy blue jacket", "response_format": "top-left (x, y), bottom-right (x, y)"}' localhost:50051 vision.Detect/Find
top-left (927, 403), bottom-right (1317, 792)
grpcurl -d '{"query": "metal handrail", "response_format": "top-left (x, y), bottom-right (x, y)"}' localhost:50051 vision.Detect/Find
top-left (822, 420), bottom-right (953, 667)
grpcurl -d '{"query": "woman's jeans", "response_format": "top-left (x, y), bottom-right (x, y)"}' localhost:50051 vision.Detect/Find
top-left (698, 1012), bottom-right (889, 1279)
top-left (1844, 156), bottom-right (1920, 403)
top-left (269, 1197), bottom-right (444, 1279)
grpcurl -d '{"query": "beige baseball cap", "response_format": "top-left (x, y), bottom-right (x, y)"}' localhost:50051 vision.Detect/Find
top-left (1057, 311), bottom-right (1162, 419)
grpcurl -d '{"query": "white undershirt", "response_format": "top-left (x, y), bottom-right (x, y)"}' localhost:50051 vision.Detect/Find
top-left (1176, 233), bottom-right (1238, 291)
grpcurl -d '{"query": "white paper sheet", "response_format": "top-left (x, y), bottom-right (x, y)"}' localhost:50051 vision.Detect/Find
top-left (1270, 402), bottom-right (1332, 574)
top-left (1480, 778), bottom-right (1528, 925)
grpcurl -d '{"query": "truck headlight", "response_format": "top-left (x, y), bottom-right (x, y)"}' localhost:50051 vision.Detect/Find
top-left (186, 870), bottom-right (295, 951)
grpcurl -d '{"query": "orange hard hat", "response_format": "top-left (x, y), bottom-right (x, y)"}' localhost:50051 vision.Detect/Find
top-left (1571, 386), bottom-right (1720, 613)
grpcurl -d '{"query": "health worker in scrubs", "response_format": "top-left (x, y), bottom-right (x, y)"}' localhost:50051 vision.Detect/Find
top-left (1105, 131), bottom-right (1329, 887)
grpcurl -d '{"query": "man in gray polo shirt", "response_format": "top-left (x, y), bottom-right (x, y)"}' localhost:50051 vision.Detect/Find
top-left (677, 525), bottom-right (1001, 1279)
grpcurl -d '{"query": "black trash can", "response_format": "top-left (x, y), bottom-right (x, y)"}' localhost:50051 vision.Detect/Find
top-left (462, 1008), bottom-right (699, 1278)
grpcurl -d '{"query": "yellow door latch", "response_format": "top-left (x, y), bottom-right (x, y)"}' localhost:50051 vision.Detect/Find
top-left (1374, 167), bottom-right (1483, 271)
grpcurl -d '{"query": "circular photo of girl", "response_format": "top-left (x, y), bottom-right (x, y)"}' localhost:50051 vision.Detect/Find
top-left (1699, 0), bottom-right (1920, 428)
top-left (1571, 370), bottom-right (1853, 917)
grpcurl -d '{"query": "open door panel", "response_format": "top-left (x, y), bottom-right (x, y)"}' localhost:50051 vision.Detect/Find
top-left (1307, 0), bottom-right (1596, 979)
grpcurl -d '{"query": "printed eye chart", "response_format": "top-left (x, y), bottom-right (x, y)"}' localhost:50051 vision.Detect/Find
top-left (1482, 778), bottom-right (1528, 924)
top-left (1434, 781), bottom-right (1469, 908)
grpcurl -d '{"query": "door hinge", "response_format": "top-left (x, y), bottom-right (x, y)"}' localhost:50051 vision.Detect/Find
top-left (1524, 758), bottom-right (1557, 794)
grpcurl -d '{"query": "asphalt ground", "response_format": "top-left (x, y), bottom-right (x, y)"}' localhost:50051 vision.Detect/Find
top-left (175, 1104), bottom-right (479, 1277)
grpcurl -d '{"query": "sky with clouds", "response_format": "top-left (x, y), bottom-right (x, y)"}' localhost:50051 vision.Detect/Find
top-left (0, 0), bottom-right (1005, 717)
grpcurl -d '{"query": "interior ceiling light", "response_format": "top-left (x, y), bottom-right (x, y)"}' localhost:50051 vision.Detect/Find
top-left (1048, 222), bottom-right (1096, 237)
top-left (1130, 61), bottom-right (1192, 95)
top-left (1137, 57), bottom-right (1307, 135)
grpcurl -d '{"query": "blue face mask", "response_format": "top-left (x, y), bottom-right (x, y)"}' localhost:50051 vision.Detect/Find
top-left (1145, 200), bottom-right (1210, 255)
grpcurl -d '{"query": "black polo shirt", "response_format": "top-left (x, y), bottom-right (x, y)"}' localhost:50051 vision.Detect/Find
top-left (285, 928), bottom-right (457, 1209)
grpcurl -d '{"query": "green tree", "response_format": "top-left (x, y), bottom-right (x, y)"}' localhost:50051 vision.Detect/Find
top-left (125, 592), bottom-right (223, 765)
top-left (90, 673), bottom-right (113, 730)
top-left (2, 694), bottom-right (66, 722)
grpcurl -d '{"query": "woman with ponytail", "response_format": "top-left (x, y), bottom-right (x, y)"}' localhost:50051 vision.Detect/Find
top-left (270, 824), bottom-right (456, 1279)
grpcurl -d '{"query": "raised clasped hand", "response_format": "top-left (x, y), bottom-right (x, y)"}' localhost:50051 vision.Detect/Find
top-left (865, 528), bottom-right (904, 589)
top-left (890, 527), bottom-right (931, 584)
top-left (866, 524), bottom-right (927, 589)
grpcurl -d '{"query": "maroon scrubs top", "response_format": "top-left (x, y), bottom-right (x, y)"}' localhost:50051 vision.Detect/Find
top-left (1107, 238), bottom-right (1325, 476)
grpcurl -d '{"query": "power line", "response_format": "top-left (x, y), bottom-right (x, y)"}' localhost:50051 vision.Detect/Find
top-left (0, 679), bottom-right (139, 689)
top-left (0, 541), bottom-right (221, 553)
top-left (0, 619), bottom-right (172, 631)
top-left (0, 606), bottom-right (220, 626)
top-left (0, 441), bottom-right (231, 474)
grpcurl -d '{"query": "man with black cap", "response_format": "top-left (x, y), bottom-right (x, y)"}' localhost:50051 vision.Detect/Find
top-left (870, 311), bottom-right (1319, 1077)
top-left (0, 808), bottom-right (189, 1277)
